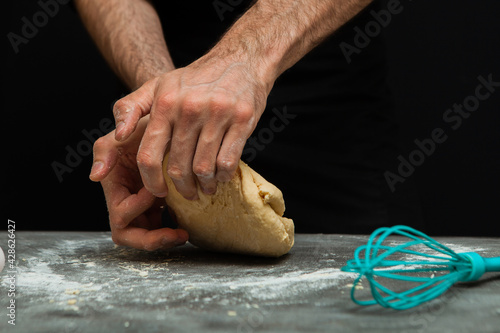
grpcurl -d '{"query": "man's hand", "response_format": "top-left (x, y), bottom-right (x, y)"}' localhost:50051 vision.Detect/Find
top-left (78, 0), bottom-right (374, 238)
top-left (90, 117), bottom-right (189, 251)
top-left (112, 55), bottom-right (271, 200)
top-left (93, 0), bottom-right (373, 201)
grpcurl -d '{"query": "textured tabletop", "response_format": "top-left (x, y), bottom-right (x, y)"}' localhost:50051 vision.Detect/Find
top-left (0, 232), bottom-right (499, 333)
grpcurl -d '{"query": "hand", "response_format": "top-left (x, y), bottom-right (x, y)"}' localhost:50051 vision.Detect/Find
top-left (112, 55), bottom-right (272, 200)
top-left (90, 116), bottom-right (189, 251)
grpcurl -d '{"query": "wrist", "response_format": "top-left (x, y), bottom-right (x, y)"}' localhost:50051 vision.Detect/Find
top-left (198, 46), bottom-right (276, 97)
top-left (132, 59), bottom-right (175, 91)
top-left (201, 1), bottom-right (303, 94)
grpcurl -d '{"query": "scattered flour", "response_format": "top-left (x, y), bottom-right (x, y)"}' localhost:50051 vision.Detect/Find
top-left (14, 260), bottom-right (81, 293)
top-left (13, 235), bottom-right (486, 310)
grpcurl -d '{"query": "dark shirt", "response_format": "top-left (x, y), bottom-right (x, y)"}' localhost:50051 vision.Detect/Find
top-left (153, 1), bottom-right (409, 233)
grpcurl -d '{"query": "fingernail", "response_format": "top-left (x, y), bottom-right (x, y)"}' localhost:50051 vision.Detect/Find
top-left (89, 161), bottom-right (104, 179)
top-left (115, 121), bottom-right (125, 139)
top-left (155, 191), bottom-right (168, 198)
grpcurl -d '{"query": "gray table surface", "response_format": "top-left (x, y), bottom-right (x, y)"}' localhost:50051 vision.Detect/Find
top-left (0, 232), bottom-right (499, 333)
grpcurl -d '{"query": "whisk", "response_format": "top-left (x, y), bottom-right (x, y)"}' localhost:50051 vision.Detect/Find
top-left (341, 225), bottom-right (500, 310)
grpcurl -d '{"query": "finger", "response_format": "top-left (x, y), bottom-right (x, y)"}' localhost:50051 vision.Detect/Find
top-left (216, 126), bottom-right (250, 182)
top-left (101, 176), bottom-right (150, 229)
top-left (192, 124), bottom-right (225, 195)
top-left (216, 103), bottom-right (256, 182)
top-left (136, 107), bottom-right (173, 197)
top-left (111, 226), bottom-right (189, 251)
top-left (112, 186), bottom-right (157, 229)
top-left (113, 78), bottom-right (157, 141)
top-left (89, 133), bottom-right (119, 182)
top-left (166, 117), bottom-right (201, 201)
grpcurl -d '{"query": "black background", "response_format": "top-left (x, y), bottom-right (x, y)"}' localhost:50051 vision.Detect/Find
top-left (5, 0), bottom-right (500, 236)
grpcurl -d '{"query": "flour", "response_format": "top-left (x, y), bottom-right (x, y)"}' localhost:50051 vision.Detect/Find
top-left (11, 233), bottom-right (481, 312)
top-left (159, 267), bottom-right (358, 305)
top-left (15, 260), bottom-right (81, 293)
top-left (385, 240), bottom-right (486, 262)
top-left (1, 235), bottom-right (358, 310)
top-left (0, 242), bottom-right (109, 310)
top-left (440, 243), bottom-right (486, 254)
top-left (386, 240), bottom-right (486, 254)
top-left (215, 268), bottom-right (356, 291)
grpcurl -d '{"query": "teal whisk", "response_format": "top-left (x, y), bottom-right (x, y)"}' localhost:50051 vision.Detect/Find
top-left (341, 225), bottom-right (500, 310)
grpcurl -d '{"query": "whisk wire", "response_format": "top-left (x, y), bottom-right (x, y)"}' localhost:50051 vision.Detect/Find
top-left (342, 225), bottom-right (500, 310)
top-left (362, 269), bottom-right (460, 310)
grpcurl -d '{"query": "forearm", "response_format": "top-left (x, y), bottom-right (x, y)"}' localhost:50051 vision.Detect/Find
top-left (75, 0), bottom-right (174, 90)
top-left (204, 0), bottom-right (372, 91)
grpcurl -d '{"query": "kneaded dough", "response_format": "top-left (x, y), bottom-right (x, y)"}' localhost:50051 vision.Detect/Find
top-left (162, 156), bottom-right (294, 257)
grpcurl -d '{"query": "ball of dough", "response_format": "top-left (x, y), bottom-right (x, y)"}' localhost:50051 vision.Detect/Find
top-left (162, 156), bottom-right (294, 257)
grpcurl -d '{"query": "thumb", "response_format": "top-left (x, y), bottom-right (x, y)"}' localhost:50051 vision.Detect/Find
top-left (89, 133), bottom-right (119, 182)
top-left (113, 77), bottom-right (158, 141)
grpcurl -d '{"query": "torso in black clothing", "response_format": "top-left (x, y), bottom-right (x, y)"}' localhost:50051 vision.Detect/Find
top-left (152, 0), bottom-right (422, 233)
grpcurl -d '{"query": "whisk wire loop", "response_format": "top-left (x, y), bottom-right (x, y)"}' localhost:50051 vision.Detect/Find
top-left (342, 225), bottom-right (500, 310)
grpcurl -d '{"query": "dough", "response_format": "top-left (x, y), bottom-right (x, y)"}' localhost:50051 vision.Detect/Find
top-left (162, 156), bottom-right (294, 257)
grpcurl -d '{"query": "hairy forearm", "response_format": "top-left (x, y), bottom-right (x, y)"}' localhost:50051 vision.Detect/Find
top-left (75, 0), bottom-right (174, 90)
top-left (204, 0), bottom-right (372, 90)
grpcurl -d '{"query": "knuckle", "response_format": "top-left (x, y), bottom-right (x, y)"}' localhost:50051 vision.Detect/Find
top-left (155, 93), bottom-right (176, 112)
top-left (181, 94), bottom-right (204, 119)
top-left (92, 137), bottom-right (107, 153)
top-left (136, 150), bottom-right (157, 170)
top-left (113, 98), bottom-right (130, 119)
top-left (207, 93), bottom-right (234, 115)
top-left (193, 161), bottom-right (215, 179)
top-left (217, 157), bottom-right (238, 173)
top-left (166, 164), bottom-right (186, 180)
top-left (233, 102), bottom-right (255, 124)
top-left (109, 213), bottom-right (126, 229)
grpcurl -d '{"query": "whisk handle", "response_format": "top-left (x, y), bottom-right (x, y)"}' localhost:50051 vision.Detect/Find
top-left (460, 253), bottom-right (500, 282)
top-left (483, 257), bottom-right (500, 272)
